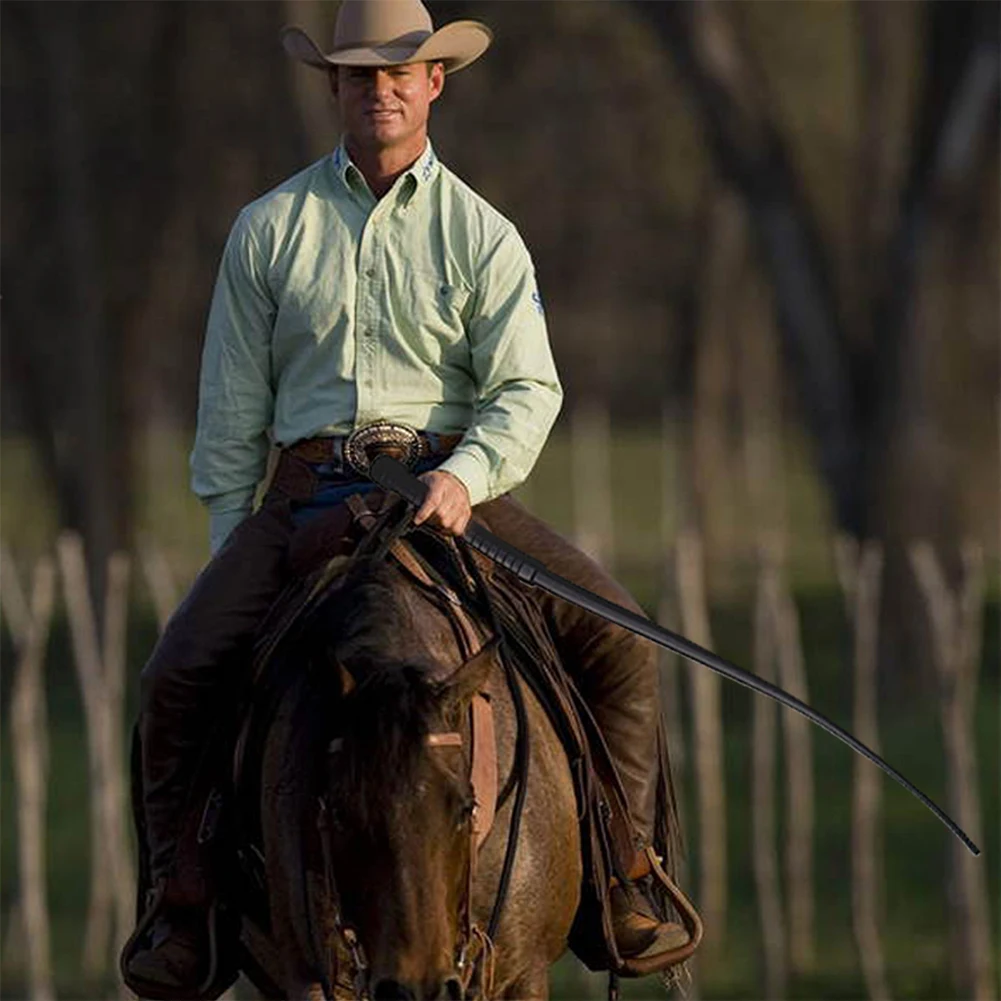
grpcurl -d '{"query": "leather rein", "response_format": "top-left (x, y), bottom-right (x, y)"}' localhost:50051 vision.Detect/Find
top-left (310, 494), bottom-right (526, 1000)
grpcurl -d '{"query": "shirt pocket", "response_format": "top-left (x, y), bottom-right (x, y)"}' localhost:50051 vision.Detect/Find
top-left (400, 264), bottom-right (471, 353)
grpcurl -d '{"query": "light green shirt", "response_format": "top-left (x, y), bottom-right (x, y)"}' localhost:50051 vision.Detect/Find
top-left (190, 141), bottom-right (563, 552)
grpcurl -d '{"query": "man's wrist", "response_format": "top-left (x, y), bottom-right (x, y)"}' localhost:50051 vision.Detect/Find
top-left (431, 468), bottom-right (470, 497)
top-left (436, 450), bottom-right (490, 507)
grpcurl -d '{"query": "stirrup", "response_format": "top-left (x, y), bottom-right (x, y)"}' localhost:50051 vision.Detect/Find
top-left (119, 882), bottom-right (235, 1001)
top-left (615, 847), bottom-right (703, 977)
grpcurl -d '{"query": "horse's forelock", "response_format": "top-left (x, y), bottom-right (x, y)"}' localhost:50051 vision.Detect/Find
top-left (307, 556), bottom-right (457, 827)
top-left (334, 661), bottom-right (443, 829)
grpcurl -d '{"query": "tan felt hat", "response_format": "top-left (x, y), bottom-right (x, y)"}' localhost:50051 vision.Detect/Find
top-left (282, 0), bottom-right (492, 75)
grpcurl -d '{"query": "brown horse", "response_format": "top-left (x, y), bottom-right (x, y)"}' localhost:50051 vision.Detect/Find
top-left (255, 527), bottom-right (582, 1000)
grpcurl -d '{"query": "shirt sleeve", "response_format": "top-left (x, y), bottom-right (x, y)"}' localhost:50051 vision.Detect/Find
top-left (190, 209), bottom-right (276, 552)
top-left (437, 224), bottom-right (563, 506)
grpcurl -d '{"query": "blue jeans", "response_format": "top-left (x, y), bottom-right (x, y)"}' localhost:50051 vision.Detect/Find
top-left (291, 454), bottom-right (448, 528)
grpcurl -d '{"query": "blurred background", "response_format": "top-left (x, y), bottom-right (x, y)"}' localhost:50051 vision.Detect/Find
top-left (1, 1), bottom-right (998, 999)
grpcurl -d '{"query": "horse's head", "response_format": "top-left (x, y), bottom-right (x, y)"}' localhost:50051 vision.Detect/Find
top-left (314, 556), bottom-right (496, 1000)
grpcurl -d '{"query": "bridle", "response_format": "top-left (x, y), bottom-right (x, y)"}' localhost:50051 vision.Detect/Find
top-left (315, 655), bottom-right (501, 1001)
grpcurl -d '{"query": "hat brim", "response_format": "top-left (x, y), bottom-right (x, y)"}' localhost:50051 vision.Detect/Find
top-left (281, 20), bottom-right (492, 75)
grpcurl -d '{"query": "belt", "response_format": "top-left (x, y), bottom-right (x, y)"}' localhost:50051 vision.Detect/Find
top-left (284, 422), bottom-right (463, 474)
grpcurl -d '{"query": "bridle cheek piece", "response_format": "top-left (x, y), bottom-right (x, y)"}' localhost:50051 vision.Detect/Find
top-left (318, 691), bottom-right (498, 1000)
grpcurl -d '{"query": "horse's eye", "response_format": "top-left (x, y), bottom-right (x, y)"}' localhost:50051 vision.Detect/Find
top-left (458, 797), bottom-right (475, 825)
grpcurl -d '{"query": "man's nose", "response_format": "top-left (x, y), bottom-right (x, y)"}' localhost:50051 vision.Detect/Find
top-left (372, 69), bottom-right (396, 96)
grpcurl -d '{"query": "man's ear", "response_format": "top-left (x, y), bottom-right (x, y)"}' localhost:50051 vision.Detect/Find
top-left (429, 61), bottom-right (445, 102)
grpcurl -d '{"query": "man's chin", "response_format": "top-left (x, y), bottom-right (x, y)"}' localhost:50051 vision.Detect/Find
top-left (357, 128), bottom-right (414, 152)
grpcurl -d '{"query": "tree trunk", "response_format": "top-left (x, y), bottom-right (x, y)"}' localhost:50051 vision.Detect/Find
top-left (41, 6), bottom-right (131, 605)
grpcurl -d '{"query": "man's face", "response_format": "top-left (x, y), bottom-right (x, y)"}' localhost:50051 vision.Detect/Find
top-left (332, 62), bottom-right (445, 153)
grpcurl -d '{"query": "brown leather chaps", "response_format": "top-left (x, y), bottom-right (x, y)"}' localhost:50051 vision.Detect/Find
top-left (139, 487), bottom-right (661, 888)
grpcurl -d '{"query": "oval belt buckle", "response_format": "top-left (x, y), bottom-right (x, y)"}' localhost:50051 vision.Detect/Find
top-left (343, 421), bottom-right (424, 476)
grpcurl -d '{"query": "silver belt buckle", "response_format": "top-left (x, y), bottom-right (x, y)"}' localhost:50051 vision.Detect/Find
top-left (343, 421), bottom-right (424, 475)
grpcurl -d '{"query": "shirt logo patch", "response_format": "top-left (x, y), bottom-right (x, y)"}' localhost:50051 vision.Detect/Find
top-left (531, 290), bottom-right (545, 316)
top-left (422, 149), bottom-right (436, 182)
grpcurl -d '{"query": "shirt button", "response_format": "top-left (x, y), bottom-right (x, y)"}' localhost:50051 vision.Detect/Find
top-left (366, 268), bottom-right (375, 278)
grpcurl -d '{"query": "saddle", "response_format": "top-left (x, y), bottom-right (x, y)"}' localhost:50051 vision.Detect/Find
top-left (123, 490), bottom-right (698, 999)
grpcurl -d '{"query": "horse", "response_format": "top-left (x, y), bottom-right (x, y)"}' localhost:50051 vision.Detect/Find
top-left (253, 504), bottom-right (583, 1000)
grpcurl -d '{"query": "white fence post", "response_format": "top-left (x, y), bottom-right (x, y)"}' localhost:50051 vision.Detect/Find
top-left (2, 546), bottom-right (57, 1001)
top-left (910, 541), bottom-right (994, 1001)
top-left (836, 537), bottom-right (889, 1001)
top-left (676, 530), bottom-right (727, 955)
top-left (57, 533), bottom-right (135, 985)
top-left (752, 547), bottom-right (787, 998)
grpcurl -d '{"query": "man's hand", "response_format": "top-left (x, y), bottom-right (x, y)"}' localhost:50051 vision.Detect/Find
top-left (414, 470), bottom-right (472, 536)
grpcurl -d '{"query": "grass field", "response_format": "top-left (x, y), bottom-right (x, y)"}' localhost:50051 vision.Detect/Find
top-left (1, 428), bottom-right (998, 999)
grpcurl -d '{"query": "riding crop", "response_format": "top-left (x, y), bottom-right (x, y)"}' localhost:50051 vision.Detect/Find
top-left (367, 454), bottom-right (980, 857)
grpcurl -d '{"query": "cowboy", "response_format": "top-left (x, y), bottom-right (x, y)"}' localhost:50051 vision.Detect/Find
top-left (125, 0), bottom-right (689, 991)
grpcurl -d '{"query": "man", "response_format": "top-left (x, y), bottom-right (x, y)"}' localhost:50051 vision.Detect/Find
top-left (126, 0), bottom-right (690, 992)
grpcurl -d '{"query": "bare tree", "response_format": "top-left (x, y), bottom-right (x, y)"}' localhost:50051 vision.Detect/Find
top-left (1, 2), bottom-right (306, 595)
top-left (632, 0), bottom-right (999, 539)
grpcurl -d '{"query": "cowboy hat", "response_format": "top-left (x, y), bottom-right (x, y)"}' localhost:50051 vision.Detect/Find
top-left (281, 0), bottom-right (492, 75)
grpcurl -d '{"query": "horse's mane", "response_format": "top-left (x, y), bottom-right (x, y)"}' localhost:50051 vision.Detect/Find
top-left (315, 556), bottom-right (414, 665)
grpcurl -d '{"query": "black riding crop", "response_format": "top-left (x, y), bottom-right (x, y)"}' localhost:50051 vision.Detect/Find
top-left (367, 454), bottom-right (980, 856)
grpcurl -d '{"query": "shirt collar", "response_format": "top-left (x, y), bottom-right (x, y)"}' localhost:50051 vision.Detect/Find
top-left (331, 140), bottom-right (440, 206)
top-left (408, 141), bottom-right (439, 189)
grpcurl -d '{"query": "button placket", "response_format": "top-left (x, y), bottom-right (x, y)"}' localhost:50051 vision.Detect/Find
top-left (354, 204), bottom-right (385, 422)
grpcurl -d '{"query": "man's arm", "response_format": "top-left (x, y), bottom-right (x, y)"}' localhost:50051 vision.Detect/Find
top-left (190, 210), bottom-right (276, 554)
top-left (434, 224), bottom-right (563, 512)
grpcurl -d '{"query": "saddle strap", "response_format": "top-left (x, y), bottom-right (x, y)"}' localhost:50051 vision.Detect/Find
top-left (344, 492), bottom-right (384, 532)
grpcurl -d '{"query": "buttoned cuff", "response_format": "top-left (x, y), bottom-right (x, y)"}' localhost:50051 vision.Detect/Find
top-left (436, 449), bottom-right (491, 508)
top-left (209, 507), bottom-right (252, 555)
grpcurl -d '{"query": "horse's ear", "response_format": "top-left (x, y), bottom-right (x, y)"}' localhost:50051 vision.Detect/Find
top-left (442, 637), bottom-right (500, 712)
top-left (337, 660), bottom-right (357, 697)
